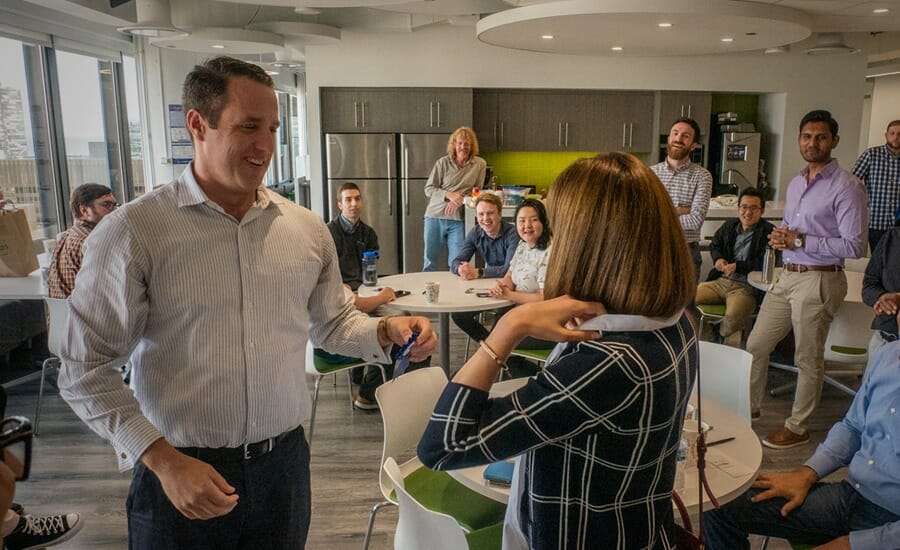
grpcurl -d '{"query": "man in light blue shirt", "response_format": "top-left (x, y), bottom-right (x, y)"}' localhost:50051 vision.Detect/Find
top-left (704, 314), bottom-right (900, 549)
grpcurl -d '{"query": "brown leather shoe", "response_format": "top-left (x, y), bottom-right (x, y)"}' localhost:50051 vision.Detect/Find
top-left (762, 427), bottom-right (809, 449)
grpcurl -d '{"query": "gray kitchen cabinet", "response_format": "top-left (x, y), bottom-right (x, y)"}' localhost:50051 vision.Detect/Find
top-left (659, 92), bottom-right (712, 137)
top-left (321, 88), bottom-right (407, 132)
top-left (598, 92), bottom-right (654, 153)
top-left (525, 92), bottom-right (605, 151)
top-left (473, 90), bottom-right (528, 152)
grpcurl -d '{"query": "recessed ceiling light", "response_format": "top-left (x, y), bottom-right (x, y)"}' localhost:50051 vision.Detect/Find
top-left (872, 8), bottom-right (889, 14)
top-left (541, 34), bottom-right (554, 40)
top-left (611, 46), bottom-right (623, 51)
top-left (211, 44), bottom-right (226, 49)
top-left (265, 70), bottom-right (279, 76)
top-left (721, 37), bottom-right (734, 43)
top-left (658, 22), bottom-right (672, 28)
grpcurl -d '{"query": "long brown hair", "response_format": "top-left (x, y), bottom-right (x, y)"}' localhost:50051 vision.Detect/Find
top-left (543, 153), bottom-right (693, 317)
top-left (446, 127), bottom-right (479, 159)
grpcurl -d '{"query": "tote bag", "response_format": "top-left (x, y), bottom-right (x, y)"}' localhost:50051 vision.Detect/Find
top-left (0, 207), bottom-right (39, 277)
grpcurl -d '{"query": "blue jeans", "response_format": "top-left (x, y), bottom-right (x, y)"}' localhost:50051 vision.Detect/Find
top-left (424, 217), bottom-right (464, 272)
top-left (703, 481), bottom-right (899, 549)
top-left (127, 426), bottom-right (311, 549)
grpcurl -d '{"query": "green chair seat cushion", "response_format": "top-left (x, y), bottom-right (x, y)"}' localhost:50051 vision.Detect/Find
top-left (312, 354), bottom-right (367, 375)
top-left (830, 345), bottom-right (866, 356)
top-left (465, 522), bottom-right (504, 550)
top-left (697, 304), bottom-right (727, 317)
top-left (391, 466), bottom-right (507, 532)
top-left (510, 348), bottom-right (552, 362)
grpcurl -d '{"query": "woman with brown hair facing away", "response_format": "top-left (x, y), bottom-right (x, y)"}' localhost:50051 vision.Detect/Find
top-left (418, 152), bottom-right (698, 550)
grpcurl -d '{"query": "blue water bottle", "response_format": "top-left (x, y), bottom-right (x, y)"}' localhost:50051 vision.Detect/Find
top-left (362, 251), bottom-right (379, 287)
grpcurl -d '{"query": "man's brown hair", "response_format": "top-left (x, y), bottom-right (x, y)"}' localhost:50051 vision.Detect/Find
top-left (182, 56), bottom-right (274, 129)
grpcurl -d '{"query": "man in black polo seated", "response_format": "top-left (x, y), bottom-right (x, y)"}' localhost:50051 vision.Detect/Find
top-left (861, 225), bottom-right (900, 362)
top-left (696, 188), bottom-right (775, 347)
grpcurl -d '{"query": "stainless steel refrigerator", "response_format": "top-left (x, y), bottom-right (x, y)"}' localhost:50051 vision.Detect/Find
top-left (401, 133), bottom-right (450, 272)
top-left (325, 133), bottom-right (400, 275)
top-left (719, 132), bottom-right (761, 191)
top-left (325, 132), bottom-right (449, 275)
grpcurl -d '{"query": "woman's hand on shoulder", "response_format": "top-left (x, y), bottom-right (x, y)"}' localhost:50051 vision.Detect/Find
top-left (493, 295), bottom-right (605, 347)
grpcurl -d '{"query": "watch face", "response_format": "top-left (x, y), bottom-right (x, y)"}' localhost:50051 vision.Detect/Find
top-left (794, 237), bottom-right (803, 248)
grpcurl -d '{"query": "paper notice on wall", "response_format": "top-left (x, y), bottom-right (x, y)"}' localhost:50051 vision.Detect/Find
top-left (168, 104), bottom-right (193, 164)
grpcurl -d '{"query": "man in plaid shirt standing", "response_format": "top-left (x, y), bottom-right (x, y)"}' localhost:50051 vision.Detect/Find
top-left (852, 119), bottom-right (900, 253)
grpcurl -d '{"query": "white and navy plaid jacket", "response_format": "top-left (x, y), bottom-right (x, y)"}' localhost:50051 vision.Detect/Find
top-left (419, 314), bottom-right (697, 550)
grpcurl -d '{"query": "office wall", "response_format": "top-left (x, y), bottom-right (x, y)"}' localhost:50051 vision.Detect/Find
top-left (867, 73), bottom-right (900, 149)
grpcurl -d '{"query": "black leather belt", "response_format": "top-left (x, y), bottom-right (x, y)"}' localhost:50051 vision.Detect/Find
top-left (784, 263), bottom-right (843, 273)
top-left (178, 425), bottom-right (302, 463)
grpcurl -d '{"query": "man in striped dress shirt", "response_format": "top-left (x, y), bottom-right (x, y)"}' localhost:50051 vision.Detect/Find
top-left (57, 57), bottom-right (436, 549)
top-left (852, 119), bottom-right (900, 253)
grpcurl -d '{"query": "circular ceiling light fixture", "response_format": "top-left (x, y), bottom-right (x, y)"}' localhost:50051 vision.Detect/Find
top-left (872, 8), bottom-right (889, 14)
top-left (721, 37), bottom-right (734, 42)
top-left (118, 0), bottom-right (187, 38)
top-left (658, 22), bottom-right (672, 28)
top-left (611, 46), bottom-right (623, 51)
top-left (541, 34), bottom-right (554, 39)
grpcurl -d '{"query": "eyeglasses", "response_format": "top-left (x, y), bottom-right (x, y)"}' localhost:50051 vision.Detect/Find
top-left (96, 201), bottom-right (120, 210)
top-left (738, 205), bottom-right (762, 212)
top-left (0, 416), bottom-right (33, 481)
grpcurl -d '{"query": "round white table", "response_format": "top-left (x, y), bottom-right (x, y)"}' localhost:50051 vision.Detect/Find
top-left (450, 388), bottom-right (762, 515)
top-left (358, 271), bottom-right (512, 372)
top-left (748, 269), bottom-right (863, 303)
top-left (0, 252), bottom-right (49, 299)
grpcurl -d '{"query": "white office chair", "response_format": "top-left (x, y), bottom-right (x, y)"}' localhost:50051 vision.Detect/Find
top-left (304, 342), bottom-right (387, 445)
top-left (383, 457), bottom-right (502, 550)
top-left (362, 367), bottom-right (506, 549)
top-left (696, 341), bottom-right (752, 423)
top-left (34, 297), bottom-right (69, 436)
top-left (770, 301), bottom-right (873, 398)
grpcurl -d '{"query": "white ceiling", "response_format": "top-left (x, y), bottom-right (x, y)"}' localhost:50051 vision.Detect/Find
top-left (23, 0), bottom-right (900, 60)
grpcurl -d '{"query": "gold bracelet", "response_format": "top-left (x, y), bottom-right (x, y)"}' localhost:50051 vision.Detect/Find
top-left (479, 340), bottom-right (509, 373)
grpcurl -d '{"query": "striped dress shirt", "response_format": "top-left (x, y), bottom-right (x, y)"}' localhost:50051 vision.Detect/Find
top-left (650, 160), bottom-right (713, 244)
top-left (419, 313), bottom-right (697, 550)
top-left (852, 144), bottom-right (900, 230)
top-left (59, 166), bottom-right (389, 471)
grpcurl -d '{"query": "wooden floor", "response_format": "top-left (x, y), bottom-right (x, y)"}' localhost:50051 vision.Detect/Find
top-left (2, 319), bottom-right (857, 550)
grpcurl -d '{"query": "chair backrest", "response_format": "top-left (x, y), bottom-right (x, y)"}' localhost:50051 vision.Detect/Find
top-left (375, 366), bottom-right (448, 500)
top-left (43, 298), bottom-right (69, 356)
top-left (824, 301), bottom-right (874, 365)
top-left (304, 342), bottom-right (317, 376)
top-left (696, 341), bottom-right (752, 422)
top-left (383, 457), bottom-right (470, 550)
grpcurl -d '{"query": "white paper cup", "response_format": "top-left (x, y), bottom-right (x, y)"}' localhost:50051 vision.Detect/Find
top-left (684, 403), bottom-right (696, 422)
top-left (424, 281), bottom-right (440, 304)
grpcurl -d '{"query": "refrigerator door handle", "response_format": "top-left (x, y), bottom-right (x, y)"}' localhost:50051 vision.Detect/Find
top-left (404, 146), bottom-right (410, 216)
top-left (387, 144), bottom-right (393, 216)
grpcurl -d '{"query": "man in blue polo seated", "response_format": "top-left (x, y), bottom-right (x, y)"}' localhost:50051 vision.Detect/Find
top-left (703, 311), bottom-right (900, 549)
top-left (696, 187), bottom-right (775, 347)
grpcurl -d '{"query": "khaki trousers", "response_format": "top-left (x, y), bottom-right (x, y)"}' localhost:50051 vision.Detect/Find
top-left (746, 270), bottom-right (846, 434)
top-left (696, 278), bottom-right (758, 338)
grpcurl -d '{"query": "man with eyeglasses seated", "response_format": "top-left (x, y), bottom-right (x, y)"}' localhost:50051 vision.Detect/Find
top-left (47, 183), bottom-right (118, 299)
top-left (696, 187), bottom-right (775, 347)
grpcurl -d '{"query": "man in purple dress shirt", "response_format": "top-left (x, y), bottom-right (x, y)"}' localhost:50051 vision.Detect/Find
top-left (746, 110), bottom-right (868, 449)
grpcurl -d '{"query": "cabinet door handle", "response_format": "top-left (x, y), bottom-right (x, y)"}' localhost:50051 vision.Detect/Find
top-left (622, 123), bottom-right (627, 148)
top-left (493, 122), bottom-right (498, 145)
top-left (629, 123), bottom-right (634, 148)
top-left (558, 123), bottom-right (563, 148)
top-left (354, 101), bottom-right (359, 128)
top-left (437, 101), bottom-right (441, 127)
top-left (361, 102), bottom-right (366, 127)
top-left (430, 102), bottom-right (434, 128)
top-left (500, 122), bottom-right (504, 148)
top-left (680, 105), bottom-right (685, 117)
top-left (565, 122), bottom-right (569, 147)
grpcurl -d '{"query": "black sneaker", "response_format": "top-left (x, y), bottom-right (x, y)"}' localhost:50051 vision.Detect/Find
top-left (4, 513), bottom-right (84, 550)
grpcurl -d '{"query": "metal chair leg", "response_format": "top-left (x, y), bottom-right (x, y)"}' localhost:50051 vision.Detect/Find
top-left (308, 375), bottom-right (323, 445)
top-left (362, 500), bottom-right (392, 550)
top-left (34, 357), bottom-right (57, 437)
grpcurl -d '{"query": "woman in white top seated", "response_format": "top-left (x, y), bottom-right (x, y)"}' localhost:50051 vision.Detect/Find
top-left (490, 198), bottom-right (552, 304)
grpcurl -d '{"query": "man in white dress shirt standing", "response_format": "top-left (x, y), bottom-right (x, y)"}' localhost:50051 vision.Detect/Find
top-left (58, 57), bottom-right (435, 549)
